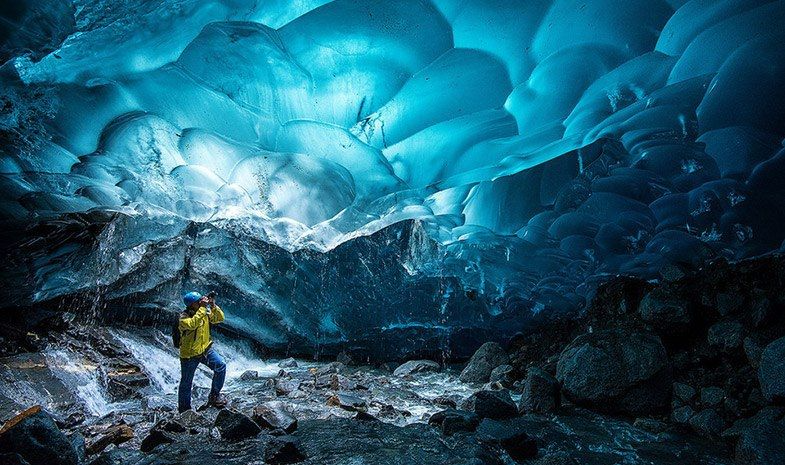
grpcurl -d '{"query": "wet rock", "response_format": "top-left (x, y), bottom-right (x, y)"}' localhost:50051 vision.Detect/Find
top-left (556, 329), bottom-right (672, 415)
top-left (296, 417), bottom-right (500, 464)
top-left (278, 358), bottom-right (298, 368)
top-left (749, 293), bottom-right (771, 328)
top-left (462, 390), bottom-right (518, 419)
top-left (688, 409), bottom-right (725, 437)
top-left (673, 382), bottom-right (696, 403)
top-left (177, 410), bottom-right (211, 429)
top-left (214, 409), bottom-right (261, 441)
top-left (315, 373), bottom-right (357, 390)
top-left (239, 370), bottom-right (259, 381)
top-left (744, 337), bottom-right (765, 368)
top-left (327, 392), bottom-right (366, 412)
top-left (716, 292), bottom-right (743, 316)
top-left (759, 336), bottom-right (785, 402)
top-left (431, 396), bottom-right (457, 409)
top-left (353, 411), bottom-right (379, 422)
top-left (253, 401), bottom-right (297, 433)
top-left (520, 367), bottom-right (559, 413)
top-left (530, 451), bottom-right (579, 465)
top-left (264, 436), bottom-right (305, 464)
top-left (722, 406), bottom-right (784, 440)
top-left (639, 288), bottom-right (690, 330)
top-left (672, 405), bottom-right (694, 424)
top-left (428, 409), bottom-right (480, 436)
top-left (708, 321), bottom-right (744, 351)
top-left (314, 362), bottom-right (344, 376)
top-left (475, 418), bottom-right (538, 461)
top-left (700, 386), bottom-right (725, 407)
top-left (105, 368), bottom-right (149, 400)
top-left (393, 360), bottom-right (440, 376)
top-left (633, 418), bottom-right (667, 434)
top-left (0, 406), bottom-right (79, 465)
top-left (489, 364), bottom-right (514, 387)
top-left (275, 379), bottom-right (302, 396)
top-left (139, 428), bottom-right (175, 453)
top-left (336, 351), bottom-right (353, 365)
top-left (70, 433), bottom-right (86, 464)
top-left (735, 419), bottom-right (785, 465)
top-left (459, 342), bottom-right (509, 384)
top-left (85, 423), bottom-right (134, 455)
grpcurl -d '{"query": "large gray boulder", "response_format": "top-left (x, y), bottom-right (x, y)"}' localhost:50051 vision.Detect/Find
top-left (0, 407), bottom-right (79, 465)
top-left (735, 419), bottom-right (785, 465)
top-left (459, 342), bottom-right (509, 384)
top-left (759, 336), bottom-right (785, 403)
top-left (520, 367), bottom-right (559, 413)
top-left (556, 329), bottom-right (672, 415)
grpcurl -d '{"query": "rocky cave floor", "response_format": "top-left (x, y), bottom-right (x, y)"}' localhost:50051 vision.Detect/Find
top-left (1, 255), bottom-right (785, 465)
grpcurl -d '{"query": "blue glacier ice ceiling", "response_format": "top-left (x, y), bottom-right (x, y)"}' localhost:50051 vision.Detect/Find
top-left (1, 0), bottom-right (785, 356)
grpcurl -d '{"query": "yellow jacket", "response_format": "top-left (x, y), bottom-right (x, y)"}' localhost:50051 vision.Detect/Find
top-left (179, 305), bottom-right (224, 359)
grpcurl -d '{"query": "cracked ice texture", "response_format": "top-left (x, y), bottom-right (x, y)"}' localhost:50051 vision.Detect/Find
top-left (2, 0), bottom-right (785, 305)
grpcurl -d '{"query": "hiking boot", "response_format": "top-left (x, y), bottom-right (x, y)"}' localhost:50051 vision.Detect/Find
top-left (207, 393), bottom-right (228, 409)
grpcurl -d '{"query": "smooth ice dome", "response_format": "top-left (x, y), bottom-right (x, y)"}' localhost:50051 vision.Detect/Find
top-left (2, 0), bottom-right (785, 352)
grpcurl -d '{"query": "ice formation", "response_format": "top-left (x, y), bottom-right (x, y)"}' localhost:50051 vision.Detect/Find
top-left (2, 0), bottom-right (784, 354)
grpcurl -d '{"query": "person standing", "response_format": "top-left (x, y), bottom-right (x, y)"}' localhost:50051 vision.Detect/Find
top-left (178, 291), bottom-right (228, 412)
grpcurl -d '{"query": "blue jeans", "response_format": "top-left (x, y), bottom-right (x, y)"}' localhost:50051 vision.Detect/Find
top-left (178, 347), bottom-right (226, 412)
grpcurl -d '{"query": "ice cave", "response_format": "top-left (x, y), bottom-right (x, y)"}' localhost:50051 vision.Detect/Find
top-left (1, 1), bottom-right (784, 464)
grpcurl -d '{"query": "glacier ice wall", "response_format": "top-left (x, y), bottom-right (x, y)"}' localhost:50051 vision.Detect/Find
top-left (2, 0), bottom-right (785, 354)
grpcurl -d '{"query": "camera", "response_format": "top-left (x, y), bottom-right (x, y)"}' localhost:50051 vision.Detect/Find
top-left (206, 290), bottom-right (217, 299)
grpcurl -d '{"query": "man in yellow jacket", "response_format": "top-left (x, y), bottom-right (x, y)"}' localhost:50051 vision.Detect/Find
top-left (178, 291), bottom-right (227, 412)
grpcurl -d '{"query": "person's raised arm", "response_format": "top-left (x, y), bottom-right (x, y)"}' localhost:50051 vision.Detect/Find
top-left (209, 305), bottom-right (224, 324)
top-left (179, 308), bottom-right (207, 330)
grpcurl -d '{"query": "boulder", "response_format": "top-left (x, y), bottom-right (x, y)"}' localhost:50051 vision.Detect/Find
top-left (278, 358), bottom-right (298, 368)
top-left (85, 424), bottom-right (134, 455)
top-left (520, 368), bottom-right (559, 413)
top-left (459, 342), bottom-right (509, 384)
top-left (264, 436), bottom-right (305, 464)
top-left (327, 392), bottom-right (366, 412)
top-left (673, 383), bottom-right (696, 403)
top-left (475, 419), bottom-right (538, 461)
top-left (253, 402), bottom-right (298, 433)
top-left (759, 336), bottom-right (785, 403)
top-left (214, 409), bottom-right (261, 441)
top-left (139, 428), bottom-right (175, 453)
top-left (239, 370), bottom-right (259, 381)
top-left (722, 407), bottom-right (784, 440)
top-left (393, 360), bottom-right (440, 377)
top-left (672, 405), bottom-right (694, 424)
top-left (275, 379), bottom-right (302, 396)
top-left (707, 321), bottom-right (744, 351)
top-left (639, 288), bottom-right (690, 330)
top-left (735, 420), bottom-right (785, 465)
top-left (489, 364), bottom-right (514, 387)
top-left (716, 292), bottom-right (743, 316)
top-left (0, 406), bottom-right (79, 465)
top-left (688, 409), bottom-right (725, 437)
top-left (428, 409), bottom-right (480, 436)
top-left (556, 329), bottom-right (672, 415)
top-left (462, 390), bottom-right (518, 420)
top-left (744, 337), bottom-right (765, 368)
top-left (700, 386), bottom-right (725, 407)
top-left (105, 369), bottom-right (149, 400)
top-left (177, 410), bottom-right (211, 429)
